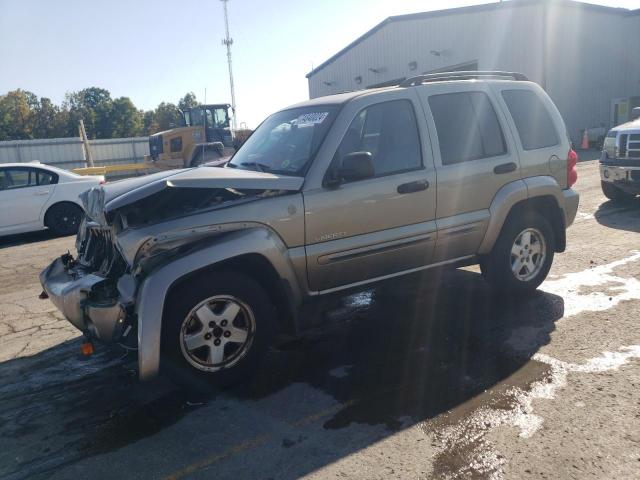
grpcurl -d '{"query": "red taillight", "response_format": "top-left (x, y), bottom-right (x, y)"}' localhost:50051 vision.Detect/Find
top-left (567, 149), bottom-right (578, 187)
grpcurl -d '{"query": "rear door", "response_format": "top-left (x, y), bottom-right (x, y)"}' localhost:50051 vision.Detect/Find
top-left (492, 84), bottom-right (570, 187)
top-left (417, 83), bottom-right (521, 262)
top-left (303, 89), bottom-right (437, 292)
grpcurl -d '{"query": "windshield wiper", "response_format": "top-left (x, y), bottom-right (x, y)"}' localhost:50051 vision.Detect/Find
top-left (239, 161), bottom-right (271, 173)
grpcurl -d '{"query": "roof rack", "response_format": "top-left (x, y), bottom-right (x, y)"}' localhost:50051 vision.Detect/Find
top-left (399, 71), bottom-right (528, 87)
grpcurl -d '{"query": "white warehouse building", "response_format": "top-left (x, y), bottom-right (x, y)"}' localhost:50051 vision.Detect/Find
top-left (306, 0), bottom-right (640, 144)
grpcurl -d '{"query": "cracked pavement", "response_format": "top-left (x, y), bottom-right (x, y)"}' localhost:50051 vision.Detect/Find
top-left (0, 157), bottom-right (639, 480)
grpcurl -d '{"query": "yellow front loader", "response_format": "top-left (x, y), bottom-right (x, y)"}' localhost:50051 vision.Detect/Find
top-left (144, 104), bottom-right (236, 170)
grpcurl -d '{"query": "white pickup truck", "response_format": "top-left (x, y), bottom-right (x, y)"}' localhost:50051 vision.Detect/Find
top-left (600, 107), bottom-right (640, 202)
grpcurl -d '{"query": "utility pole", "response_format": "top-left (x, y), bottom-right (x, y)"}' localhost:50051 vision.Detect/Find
top-left (220, 0), bottom-right (237, 131)
top-left (78, 119), bottom-right (94, 167)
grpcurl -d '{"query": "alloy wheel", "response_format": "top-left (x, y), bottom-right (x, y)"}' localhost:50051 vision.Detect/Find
top-left (179, 295), bottom-right (255, 372)
top-left (510, 227), bottom-right (546, 282)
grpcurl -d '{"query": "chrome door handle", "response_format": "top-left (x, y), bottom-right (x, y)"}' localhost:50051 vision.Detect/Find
top-left (493, 162), bottom-right (517, 174)
top-left (397, 179), bottom-right (429, 194)
top-left (34, 191), bottom-right (50, 195)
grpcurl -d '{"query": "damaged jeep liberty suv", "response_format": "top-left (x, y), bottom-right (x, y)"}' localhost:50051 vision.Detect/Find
top-left (41, 71), bottom-right (579, 385)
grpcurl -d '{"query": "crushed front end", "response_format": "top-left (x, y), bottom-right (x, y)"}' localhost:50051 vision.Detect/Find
top-left (40, 219), bottom-right (137, 346)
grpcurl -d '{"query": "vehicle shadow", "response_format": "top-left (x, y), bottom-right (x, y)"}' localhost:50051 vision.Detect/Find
top-left (0, 268), bottom-right (565, 480)
top-left (0, 229), bottom-right (69, 249)
top-left (594, 198), bottom-right (640, 233)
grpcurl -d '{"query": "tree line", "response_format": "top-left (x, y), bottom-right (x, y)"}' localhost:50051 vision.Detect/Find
top-left (0, 88), bottom-right (201, 141)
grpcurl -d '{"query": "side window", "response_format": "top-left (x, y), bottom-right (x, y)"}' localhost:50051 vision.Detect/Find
top-left (3, 168), bottom-right (37, 189)
top-left (0, 170), bottom-right (8, 190)
top-left (501, 89), bottom-right (559, 150)
top-left (336, 99), bottom-right (422, 179)
top-left (429, 91), bottom-right (507, 165)
top-left (170, 137), bottom-right (182, 153)
top-left (37, 170), bottom-right (57, 185)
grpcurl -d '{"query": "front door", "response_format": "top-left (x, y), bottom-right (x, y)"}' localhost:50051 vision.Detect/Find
top-left (303, 91), bottom-right (437, 292)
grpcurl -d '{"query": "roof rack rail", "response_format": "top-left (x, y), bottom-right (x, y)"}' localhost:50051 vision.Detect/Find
top-left (399, 71), bottom-right (528, 87)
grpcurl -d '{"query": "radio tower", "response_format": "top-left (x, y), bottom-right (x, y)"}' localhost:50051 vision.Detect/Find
top-left (220, 0), bottom-right (237, 131)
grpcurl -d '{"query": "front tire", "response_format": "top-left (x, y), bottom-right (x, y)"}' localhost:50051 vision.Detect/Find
top-left (161, 270), bottom-right (274, 389)
top-left (601, 181), bottom-right (635, 203)
top-left (480, 211), bottom-right (555, 294)
top-left (45, 202), bottom-right (84, 236)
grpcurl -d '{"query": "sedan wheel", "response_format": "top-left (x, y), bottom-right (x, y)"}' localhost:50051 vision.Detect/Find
top-left (46, 203), bottom-right (83, 236)
top-left (179, 295), bottom-right (256, 372)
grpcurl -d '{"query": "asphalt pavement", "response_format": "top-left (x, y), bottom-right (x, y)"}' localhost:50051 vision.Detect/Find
top-left (0, 157), bottom-right (639, 480)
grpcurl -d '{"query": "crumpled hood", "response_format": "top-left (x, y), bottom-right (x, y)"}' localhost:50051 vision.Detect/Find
top-left (80, 166), bottom-right (304, 224)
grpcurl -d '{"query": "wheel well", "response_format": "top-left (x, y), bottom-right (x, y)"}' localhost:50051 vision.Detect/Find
top-left (505, 196), bottom-right (566, 252)
top-left (43, 201), bottom-right (83, 227)
top-left (167, 253), bottom-right (295, 335)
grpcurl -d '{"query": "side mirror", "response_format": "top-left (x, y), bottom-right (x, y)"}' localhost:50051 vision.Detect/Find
top-left (323, 151), bottom-right (375, 188)
top-left (340, 151), bottom-right (374, 182)
top-left (632, 107), bottom-right (640, 120)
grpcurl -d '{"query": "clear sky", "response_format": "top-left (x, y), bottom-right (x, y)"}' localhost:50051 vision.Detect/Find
top-left (1, 0), bottom-right (638, 128)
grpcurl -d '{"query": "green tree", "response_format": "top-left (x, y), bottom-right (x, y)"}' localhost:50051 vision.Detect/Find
top-left (65, 87), bottom-right (113, 139)
top-left (32, 97), bottom-right (60, 138)
top-left (178, 92), bottom-right (198, 111)
top-left (143, 110), bottom-right (158, 136)
top-left (154, 102), bottom-right (182, 132)
top-left (110, 97), bottom-right (143, 137)
top-left (0, 89), bottom-right (38, 140)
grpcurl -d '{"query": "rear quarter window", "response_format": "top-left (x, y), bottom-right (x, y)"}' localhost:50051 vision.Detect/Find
top-left (502, 89), bottom-right (559, 150)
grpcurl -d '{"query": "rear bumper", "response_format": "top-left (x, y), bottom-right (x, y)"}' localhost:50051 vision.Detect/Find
top-left (562, 188), bottom-right (579, 227)
top-left (40, 256), bottom-right (127, 343)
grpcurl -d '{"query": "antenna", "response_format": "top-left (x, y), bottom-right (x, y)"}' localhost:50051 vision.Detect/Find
top-left (220, 0), bottom-right (237, 131)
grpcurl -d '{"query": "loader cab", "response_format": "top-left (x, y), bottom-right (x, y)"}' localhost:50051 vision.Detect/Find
top-left (183, 104), bottom-right (234, 147)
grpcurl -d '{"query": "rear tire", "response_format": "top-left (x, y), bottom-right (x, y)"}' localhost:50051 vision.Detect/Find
top-left (601, 181), bottom-right (635, 203)
top-left (161, 270), bottom-right (274, 390)
top-left (480, 211), bottom-right (555, 294)
top-left (45, 202), bottom-right (84, 236)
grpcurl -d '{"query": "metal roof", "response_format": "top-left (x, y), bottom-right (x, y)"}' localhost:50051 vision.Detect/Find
top-left (306, 0), bottom-right (636, 78)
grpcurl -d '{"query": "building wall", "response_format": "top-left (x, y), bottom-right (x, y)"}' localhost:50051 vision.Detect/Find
top-left (308, 3), bottom-right (545, 99)
top-left (545, 3), bottom-right (640, 141)
top-left (307, 1), bottom-right (639, 144)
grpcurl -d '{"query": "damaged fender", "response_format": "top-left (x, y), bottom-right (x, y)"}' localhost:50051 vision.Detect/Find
top-left (136, 227), bottom-right (303, 380)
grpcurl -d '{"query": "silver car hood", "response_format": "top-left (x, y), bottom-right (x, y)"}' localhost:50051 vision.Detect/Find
top-left (80, 167), bottom-right (304, 224)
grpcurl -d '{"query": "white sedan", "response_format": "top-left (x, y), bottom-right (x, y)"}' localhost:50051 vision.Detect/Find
top-left (0, 162), bottom-right (104, 237)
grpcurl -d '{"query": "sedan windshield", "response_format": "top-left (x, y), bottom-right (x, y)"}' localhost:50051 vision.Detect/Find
top-left (227, 105), bottom-right (338, 176)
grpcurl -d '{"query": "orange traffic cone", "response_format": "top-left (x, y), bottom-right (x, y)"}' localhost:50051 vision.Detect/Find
top-left (581, 128), bottom-right (589, 149)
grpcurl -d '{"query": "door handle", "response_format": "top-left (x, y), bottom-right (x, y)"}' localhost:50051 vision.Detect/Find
top-left (397, 179), bottom-right (429, 194)
top-left (493, 162), bottom-right (517, 174)
top-left (34, 191), bottom-right (50, 196)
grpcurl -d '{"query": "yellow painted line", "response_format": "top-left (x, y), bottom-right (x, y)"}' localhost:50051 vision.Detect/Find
top-left (291, 399), bottom-right (357, 427)
top-left (163, 399), bottom-right (358, 479)
top-left (163, 434), bottom-right (271, 480)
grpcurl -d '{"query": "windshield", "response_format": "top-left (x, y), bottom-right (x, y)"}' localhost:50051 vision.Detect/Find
top-left (227, 105), bottom-right (338, 176)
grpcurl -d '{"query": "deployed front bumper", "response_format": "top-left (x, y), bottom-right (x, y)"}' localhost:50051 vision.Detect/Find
top-left (40, 255), bottom-right (128, 343)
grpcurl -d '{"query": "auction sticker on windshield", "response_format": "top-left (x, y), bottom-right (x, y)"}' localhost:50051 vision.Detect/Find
top-left (295, 112), bottom-right (329, 126)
